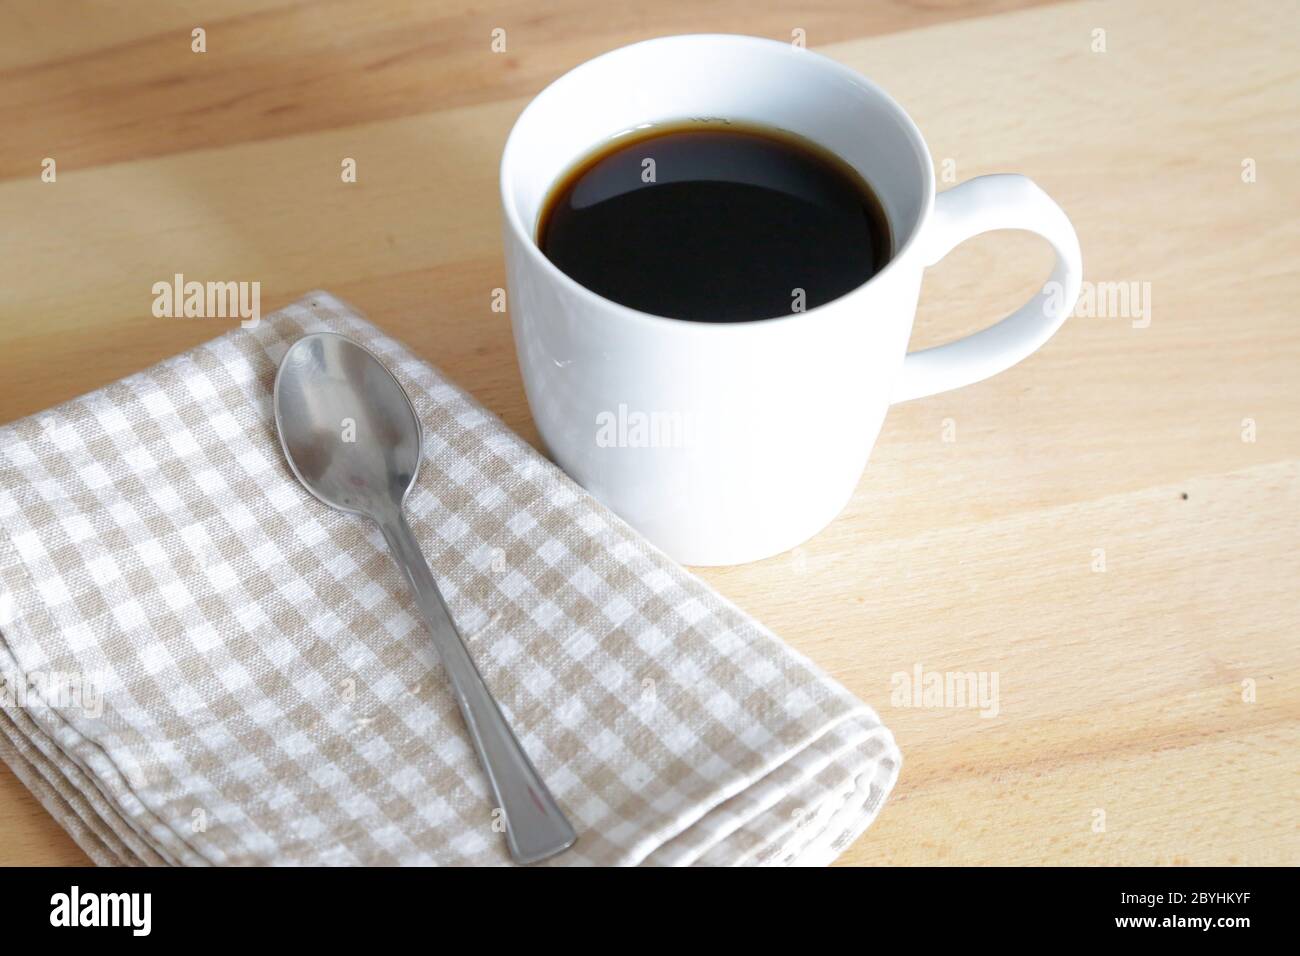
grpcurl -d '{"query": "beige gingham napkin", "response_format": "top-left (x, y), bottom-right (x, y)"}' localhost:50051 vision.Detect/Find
top-left (0, 292), bottom-right (899, 866)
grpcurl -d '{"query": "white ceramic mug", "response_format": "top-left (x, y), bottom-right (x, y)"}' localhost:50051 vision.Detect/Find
top-left (500, 35), bottom-right (1082, 566)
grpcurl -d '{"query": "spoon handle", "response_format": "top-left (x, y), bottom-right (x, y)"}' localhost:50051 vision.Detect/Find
top-left (379, 512), bottom-right (577, 864)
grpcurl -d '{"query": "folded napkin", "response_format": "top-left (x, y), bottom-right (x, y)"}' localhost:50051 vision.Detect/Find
top-left (0, 293), bottom-right (899, 865)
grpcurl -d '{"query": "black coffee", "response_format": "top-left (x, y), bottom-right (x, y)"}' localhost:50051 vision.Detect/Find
top-left (537, 121), bottom-right (891, 323)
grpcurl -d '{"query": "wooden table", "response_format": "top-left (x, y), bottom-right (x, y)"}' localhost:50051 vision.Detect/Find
top-left (1, 0), bottom-right (1296, 866)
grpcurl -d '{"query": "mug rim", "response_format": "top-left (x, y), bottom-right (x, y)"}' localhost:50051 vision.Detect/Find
top-left (499, 33), bottom-right (936, 333)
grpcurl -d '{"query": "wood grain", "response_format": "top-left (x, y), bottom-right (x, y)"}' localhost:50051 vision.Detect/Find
top-left (1, 0), bottom-right (1296, 866)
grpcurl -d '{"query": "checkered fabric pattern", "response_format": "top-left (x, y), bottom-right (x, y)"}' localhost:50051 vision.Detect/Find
top-left (0, 292), bottom-right (899, 866)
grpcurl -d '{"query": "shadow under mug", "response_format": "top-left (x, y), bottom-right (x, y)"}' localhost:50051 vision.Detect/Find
top-left (500, 34), bottom-right (1082, 566)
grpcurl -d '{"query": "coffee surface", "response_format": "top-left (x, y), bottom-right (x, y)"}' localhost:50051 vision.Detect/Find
top-left (537, 122), bottom-right (891, 323)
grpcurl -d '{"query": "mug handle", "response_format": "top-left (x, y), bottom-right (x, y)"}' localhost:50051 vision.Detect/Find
top-left (891, 174), bottom-right (1083, 403)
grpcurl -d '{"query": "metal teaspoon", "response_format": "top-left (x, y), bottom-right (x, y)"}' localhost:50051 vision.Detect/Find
top-left (272, 332), bottom-right (576, 864)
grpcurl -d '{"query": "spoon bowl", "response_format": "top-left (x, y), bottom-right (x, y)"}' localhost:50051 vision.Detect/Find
top-left (274, 332), bottom-right (420, 519)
